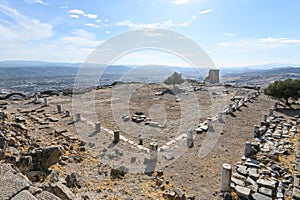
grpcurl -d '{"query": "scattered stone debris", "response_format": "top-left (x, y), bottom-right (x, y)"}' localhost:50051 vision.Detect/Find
top-left (221, 105), bottom-right (300, 200)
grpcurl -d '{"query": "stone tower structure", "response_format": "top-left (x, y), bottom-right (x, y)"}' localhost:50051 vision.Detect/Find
top-left (205, 69), bottom-right (220, 84)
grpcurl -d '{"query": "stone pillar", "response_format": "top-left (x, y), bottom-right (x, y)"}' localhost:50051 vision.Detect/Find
top-left (234, 100), bottom-right (239, 109)
top-left (253, 125), bottom-right (260, 137)
top-left (244, 141), bottom-right (252, 157)
top-left (220, 163), bottom-right (232, 193)
top-left (207, 118), bottom-right (213, 127)
top-left (57, 104), bottom-right (62, 113)
top-left (268, 108), bottom-right (273, 116)
top-left (187, 129), bottom-right (194, 148)
top-left (239, 98), bottom-right (244, 106)
top-left (247, 94), bottom-right (251, 100)
top-left (95, 122), bottom-right (101, 132)
top-left (43, 98), bottom-right (48, 106)
top-left (138, 138), bottom-right (143, 145)
top-left (75, 113), bottom-right (81, 121)
top-left (113, 130), bottom-right (120, 143)
top-left (65, 111), bottom-right (70, 117)
top-left (150, 142), bottom-right (158, 151)
top-left (227, 104), bottom-right (233, 114)
top-left (217, 112), bottom-right (223, 121)
top-left (34, 95), bottom-right (39, 102)
top-left (273, 102), bottom-right (278, 110)
top-left (262, 114), bottom-right (267, 122)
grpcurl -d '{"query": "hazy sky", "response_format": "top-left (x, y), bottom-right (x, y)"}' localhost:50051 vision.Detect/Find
top-left (0, 0), bottom-right (300, 67)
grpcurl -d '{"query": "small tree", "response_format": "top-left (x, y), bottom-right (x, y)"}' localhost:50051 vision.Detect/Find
top-left (264, 79), bottom-right (300, 105)
top-left (164, 72), bottom-right (184, 85)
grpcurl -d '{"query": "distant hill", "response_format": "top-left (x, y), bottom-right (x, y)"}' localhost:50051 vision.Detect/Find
top-left (222, 67), bottom-right (300, 88)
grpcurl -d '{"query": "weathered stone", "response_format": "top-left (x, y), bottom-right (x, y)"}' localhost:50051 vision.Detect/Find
top-left (237, 165), bottom-right (247, 176)
top-left (17, 156), bottom-right (33, 173)
top-left (40, 146), bottom-right (63, 170)
top-left (0, 137), bottom-right (7, 149)
top-left (231, 177), bottom-right (245, 187)
top-left (110, 165), bottom-right (128, 178)
top-left (26, 171), bottom-right (44, 182)
top-left (233, 172), bottom-right (246, 181)
top-left (235, 185), bottom-right (250, 199)
top-left (150, 142), bottom-right (158, 151)
top-left (65, 172), bottom-right (84, 188)
top-left (187, 129), bottom-right (193, 148)
top-left (0, 149), bottom-right (5, 160)
top-left (259, 187), bottom-right (272, 197)
top-left (221, 163), bottom-right (232, 192)
top-left (252, 192), bottom-right (272, 200)
top-left (257, 179), bottom-right (276, 190)
top-left (174, 187), bottom-right (185, 199)
top-left (245, 176), bottom-right (258, 192)
top-left (113, 130), bottom-right (120, 143)
top-left (50, 182), bottom-right (74, 200)
top-left (35, 191), bottom-right (61, 200)
top-left (0, 164), bottom-right (30, 200)
top-left (164, 153), bottom-right (174, 161)
top-left (293, 187), bottom-right (300, 200)
top-left (56, 104), bottom-right (62, 113)
top-left (248, 168), bottom-right (259, 180)
top-left (11, 190), bottom-right (37, 200)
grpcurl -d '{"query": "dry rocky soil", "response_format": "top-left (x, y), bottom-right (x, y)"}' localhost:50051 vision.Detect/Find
top-left (0, 82), bottom-right (299, 200)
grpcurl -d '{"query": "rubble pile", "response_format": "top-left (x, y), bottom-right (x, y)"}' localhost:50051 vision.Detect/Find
top-left (224, 111), bottom-right (300, 200)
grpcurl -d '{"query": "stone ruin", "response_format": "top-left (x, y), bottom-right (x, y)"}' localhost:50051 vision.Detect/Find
top-left (220, 104), bottom-right (300, 200)
top-left (205, 69), bottom-right (220, 84)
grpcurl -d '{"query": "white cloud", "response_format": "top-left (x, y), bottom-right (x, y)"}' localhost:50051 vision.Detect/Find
top-left (69, 14), bottom-right (80, 19)
top-left (95, 19), bottom-right (101, 23)
top-left (26, 0), bottom-right (48, 5)
top-left (216, 37), bottom-right (300, 53)
top-left (191, 15), bottom-right (197, 20)
top-left (117, 19), bottom-right (193, 29)
top-left (0, 4), bottom-right (53, 42)
top-left (68, 9), bottom-right (98, 20)
top-left (84, 13), bottom-right (98, 19)
top-left (259, 37), bottom-right (300, 44)
top-left (85, 23), bottom-right (99, 28)
top-left (172, 0), bottom-right (203, 4)
top-left (217, 42), bottom-right (232, 47)
top-left (60, 6), bottom-right (69, 9)
top-left (105, 30), bottom-right (111, 34)
top-left (199, 9), bottom-right (213, 15)
top-left (225, 33), bottom-right (236, 37)
top-left (69, 9), bottom-right (85, 15)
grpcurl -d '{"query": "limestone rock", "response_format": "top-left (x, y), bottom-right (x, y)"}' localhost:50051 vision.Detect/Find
top-left (251, 192), bottom-right (272, 200)
top-left (30, 145), bottom-right (63, 170)
top-left (17, 156), bottom-right (33, 173)
top-left (0, 164), bottom-right (31, 200)
top-left (11, 190), bottom-right (37, 200)
top-left (35, 191), bottom-right (61, 200)
top-left (65, 172), bottom-right (84, 188)
top-left (235, 185), bottom-right (250, 199)
top-left (51, 182), bottom-right (74, 200)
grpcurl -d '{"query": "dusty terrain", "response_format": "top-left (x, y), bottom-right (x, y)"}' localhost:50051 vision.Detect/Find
top-left (0, 82), bottom-right (299, 199)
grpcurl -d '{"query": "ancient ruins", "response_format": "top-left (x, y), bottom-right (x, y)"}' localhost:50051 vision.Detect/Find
top-left (0, 80), bottom-right (299, 199)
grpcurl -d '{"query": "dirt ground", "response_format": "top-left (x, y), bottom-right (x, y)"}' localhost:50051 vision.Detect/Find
top-left (3, 82), bottom-right (299, 199)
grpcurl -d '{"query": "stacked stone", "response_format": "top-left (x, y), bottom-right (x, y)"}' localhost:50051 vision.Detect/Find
top-left (292, 115), bottom-right (300, 199)
top-left (225, 92), bottom-right (259, 114)
top-left (223, 110), bottom-right (299, 200)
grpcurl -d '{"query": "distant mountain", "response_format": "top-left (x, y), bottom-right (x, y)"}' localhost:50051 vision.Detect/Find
top-left (0, 60), bottom-right (81, 68)
top-left (220, 63), bottom-right (300, 75)
top-left (222, 67), bottom-right (300, 88)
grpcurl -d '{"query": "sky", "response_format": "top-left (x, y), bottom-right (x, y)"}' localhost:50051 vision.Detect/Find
top-left (0, 0), bottom-right (300, 67)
